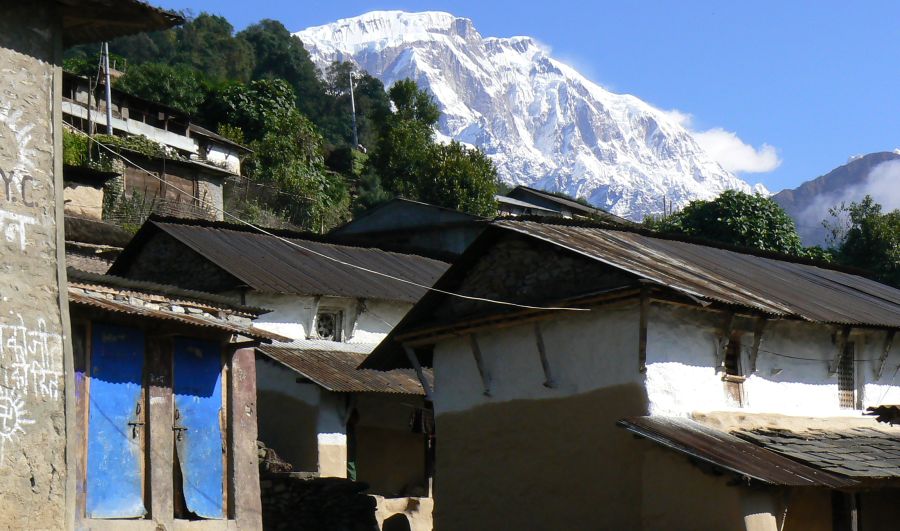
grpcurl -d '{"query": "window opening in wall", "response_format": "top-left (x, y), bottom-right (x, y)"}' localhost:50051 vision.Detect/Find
top-left (722, 335), bottom-right (745, 407)
top-left (838, 342), bottom-right (855, 409)
top-left (315, 310), bottom-right (343, 342)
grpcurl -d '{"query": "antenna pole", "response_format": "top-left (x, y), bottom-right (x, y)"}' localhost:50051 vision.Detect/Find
top-left (349, 70), bottom-right (359, 149)
top-left (102, 42), bottom-right (114, 135)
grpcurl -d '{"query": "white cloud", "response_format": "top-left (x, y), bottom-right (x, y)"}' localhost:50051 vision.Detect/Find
top-left (664, 110), bottom-right (782, 174)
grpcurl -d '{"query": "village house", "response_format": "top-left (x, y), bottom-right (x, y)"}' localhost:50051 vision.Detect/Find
top-left (0, 1), bottom-right (181, 528)
top-left (62, 71), bottom-right (251, 222)
top-left (331, 197), bottom-right (487, 260)
top-left (67, 268), bottom-right (283, 529)
top-left (500, 184), bottom-right (632, 222)
top-left (108, 216), bottom-right (449, 530)
top-left (364, 218), bottom-right (900, 531)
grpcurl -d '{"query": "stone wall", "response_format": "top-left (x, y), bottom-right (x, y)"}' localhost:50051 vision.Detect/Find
top-left (0, 3), bottom-right (68, 528)
top-left (260, 473), bottom-right (378, 531)
top-left (440, 233), bottom-right (634, 319)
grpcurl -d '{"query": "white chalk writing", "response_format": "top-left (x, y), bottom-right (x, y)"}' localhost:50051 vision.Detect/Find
top-left (0, 314), bottom-right (63, 401)
top-left (0, 388), bottom-right (35, 463)
top-left (0, 209), bottom-right (35, 251)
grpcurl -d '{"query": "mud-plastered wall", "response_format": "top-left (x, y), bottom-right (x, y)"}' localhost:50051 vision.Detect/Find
top-left (0, 3), bottom-right (67, 528)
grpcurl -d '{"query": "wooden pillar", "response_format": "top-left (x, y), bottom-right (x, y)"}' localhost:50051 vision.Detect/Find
top-left (146, 335), bottom-right (174, 528)
top-left (230, 345), bottom-right (262, 530)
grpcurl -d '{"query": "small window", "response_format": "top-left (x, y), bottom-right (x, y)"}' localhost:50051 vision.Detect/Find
top-left (722, 335), bottom-right (745, 406)
top-left (838, 342), bottom-right (855, 409)
top-left (315, 310), bottom-right (343, 342)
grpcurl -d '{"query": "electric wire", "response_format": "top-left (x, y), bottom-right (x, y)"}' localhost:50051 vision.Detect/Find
top-left (66, 126), bottom-right (589, 312)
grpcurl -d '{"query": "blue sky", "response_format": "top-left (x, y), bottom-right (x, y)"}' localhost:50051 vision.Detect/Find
top-left (155, 0), bottom-right (900, 192)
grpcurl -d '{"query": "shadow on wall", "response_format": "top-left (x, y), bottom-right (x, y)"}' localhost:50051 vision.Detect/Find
top-left (382, 514), bottom-right (412, 531)
top-left (434, 383), bottom-right (649, 530)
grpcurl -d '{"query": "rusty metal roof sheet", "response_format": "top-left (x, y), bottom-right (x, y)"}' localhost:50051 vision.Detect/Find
top-left (618, 416), bottom-right (856, 488)
top-left (57, 0), bottom-right (183, 46)
top-left (497, 220), bottom-right (900, 328)
top-left (126, 220), bottom-right (450, 303)
top-left (735, 426), bottom-right (900, 480)
top-left (259, 344), bottom-right (430, 394)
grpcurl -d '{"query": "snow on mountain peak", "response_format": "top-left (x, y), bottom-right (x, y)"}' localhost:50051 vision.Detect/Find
top-left (297, 11), bottom-right (763, 220)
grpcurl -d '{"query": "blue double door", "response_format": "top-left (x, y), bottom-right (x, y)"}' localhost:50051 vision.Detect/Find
top-left (85, 324), bottom-right (226, 520)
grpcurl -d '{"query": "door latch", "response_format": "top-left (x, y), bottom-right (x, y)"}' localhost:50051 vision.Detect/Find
top-left (173, 407), bottom-right (188, 441)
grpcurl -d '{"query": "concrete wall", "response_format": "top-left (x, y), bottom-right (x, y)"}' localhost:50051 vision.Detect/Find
top-left (0, 4), bottom-right (69, 528)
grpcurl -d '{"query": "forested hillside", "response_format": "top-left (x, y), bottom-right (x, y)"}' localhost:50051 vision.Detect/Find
top-left (65, 12), bottom-right (498, 231)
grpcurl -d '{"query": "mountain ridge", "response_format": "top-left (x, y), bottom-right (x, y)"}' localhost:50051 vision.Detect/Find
top-left (296, 11), bottom-right (765, 220)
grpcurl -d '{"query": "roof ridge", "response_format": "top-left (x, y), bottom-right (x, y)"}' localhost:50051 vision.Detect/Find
top-left (493, 217), bottom-right (871, 277)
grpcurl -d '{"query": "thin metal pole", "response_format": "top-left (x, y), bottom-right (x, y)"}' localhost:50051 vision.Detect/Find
top-left (102, 42), bottom-right (113, 135)
top-left (349, 70), bottom-right (359, 148)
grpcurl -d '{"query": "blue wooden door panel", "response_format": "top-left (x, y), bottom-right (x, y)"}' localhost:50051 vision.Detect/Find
top-left (174, 338), bottom-right (225, 519)
top-left (86, 323), bottom-right (146, 519)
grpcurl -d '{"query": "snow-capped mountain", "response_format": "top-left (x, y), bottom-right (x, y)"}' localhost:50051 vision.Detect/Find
top-left (297, 11), bottom-right (765, 220)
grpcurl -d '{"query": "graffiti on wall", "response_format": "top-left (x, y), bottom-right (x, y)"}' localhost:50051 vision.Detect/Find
top-left (0, 314), bottom-right (63, 461)
top-left (0, 101), bottom-right (40, 253)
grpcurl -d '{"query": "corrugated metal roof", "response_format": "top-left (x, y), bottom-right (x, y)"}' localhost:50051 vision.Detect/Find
top-left (69, 290), bottom-right (285, 342)
top-left (495, 195), bottom-right (558, 213)
top-left (258, 344), bottom-right (430, 395)
top-left (57, 0), bottom-right (183, 46)
top-left (617, 416), bottom-right (856, 488)
top-left (507, 186), bottom-right (633, 224)
top-left (735, 426), bottom-right (900, 480)
top-left (146, 220), bottom-right (449, 302)
top-left (497, 220), bottom-right (900, 328)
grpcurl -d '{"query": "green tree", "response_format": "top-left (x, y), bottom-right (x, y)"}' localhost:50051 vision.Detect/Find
top-left (367, 79), bottom-right (497, 216)
top-left (644, 190), bottom-right (808, 255)
top-left (114, 63), bottom-right (210, 116)
top-left (206, 79), bottom-right (297, 141)
top-left (425, 141), bottom-right (498, 216)
top-left (174, 14), bottom-right (254, 82)
top-left (237, 20), bottom-right (325, 120)
top-left (826, 196), bottom-right (900, 287)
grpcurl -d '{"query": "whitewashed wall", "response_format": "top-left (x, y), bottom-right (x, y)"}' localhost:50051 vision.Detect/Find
top-left (205, 144), bottom-right (242, 175)
top-left (432, 303), bottom-right (642, 415)
top-left (431, 299), bottom-right (900, 417)
top-left (246, 293), bottom-right (411, 345)
top-left (644, 304), bottom-right (900, 417)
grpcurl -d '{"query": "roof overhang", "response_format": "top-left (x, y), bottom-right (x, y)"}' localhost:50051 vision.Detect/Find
top-left (58, 0), bottom-right (184, 46)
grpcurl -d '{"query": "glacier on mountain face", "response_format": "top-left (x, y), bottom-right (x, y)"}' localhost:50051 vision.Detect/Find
top-left (297, 10), bottom-right (766, 220)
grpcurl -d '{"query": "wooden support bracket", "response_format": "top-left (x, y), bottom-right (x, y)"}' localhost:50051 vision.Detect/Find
top-left (534, 322), bottom-right (556, 388)
top-left (347, 298), bottom-right (366, 340)
top-left (749, 318), bottom-right (767, 374)
top-left (404, 346), bottom-right (434, 401)
top-left (469, 334), bottom-right (492, 396)
top-left (638, 285), bottom-right (649, 373)
top-left (305, 295), bottom-right (322, 339)
top-left (829, 326), bottom-right (852, 376)
top-left (715, 312), bottom-right (736, 369)
top-left (874, 330), bottom-right (896, 381)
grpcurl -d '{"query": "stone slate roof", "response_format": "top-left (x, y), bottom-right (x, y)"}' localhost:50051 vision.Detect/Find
top-left (735, 427), bottom-right (900, 480)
